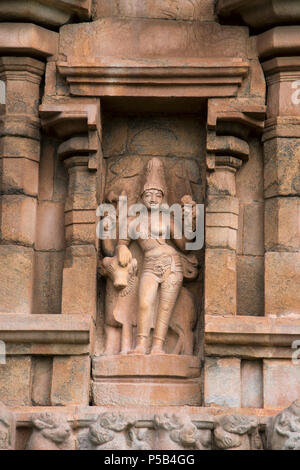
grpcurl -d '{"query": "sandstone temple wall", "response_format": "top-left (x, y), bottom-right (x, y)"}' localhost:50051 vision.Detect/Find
top-left (0, 0), bottom-right (299, 451)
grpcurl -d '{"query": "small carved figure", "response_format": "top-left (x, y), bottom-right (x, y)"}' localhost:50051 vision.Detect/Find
top-left (213, 415), bottom-right (261, 450)
top-left (153, 413), bottom-right (211, 450)
top-left (0, 402), bottom-right (15, 450)
top-left (78, 412), bottom-right (136, 450)
top-left (101, 256), bottom-right (139, 354)
top-left (267, 400), bottom-right (300, 450)
top-left (26, 413), bottom-right (73, 451)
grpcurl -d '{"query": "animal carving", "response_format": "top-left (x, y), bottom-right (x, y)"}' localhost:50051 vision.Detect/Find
top-left (214, 415), bottom-right (261, 451)
top-left (26, 413), bottom-right (73, 451)
top-left (153, 413), bottom-right (211, 450)
top-left (101, 255), bottom-right (196, 355)
top-left (267, 400), bottom-right (300, 450)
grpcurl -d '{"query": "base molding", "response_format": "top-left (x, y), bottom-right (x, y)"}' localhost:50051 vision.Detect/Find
top-left (92, 355), bottom-right (201, 407)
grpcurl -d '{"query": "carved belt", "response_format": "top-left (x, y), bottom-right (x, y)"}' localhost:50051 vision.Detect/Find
top-left (143, 255), bottom-right (182, 278)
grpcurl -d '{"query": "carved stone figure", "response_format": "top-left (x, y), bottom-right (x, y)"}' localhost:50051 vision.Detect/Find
top-left (78, 412), bottom-right (150, 450)
top-left (26, 413), bottom-right (73, 451)
top-left (101, 256), bottom-right (139, 354)
top-left (153, 413), bottom-right (211, 450)
top-left (0, 402), bottom-right (15, 450)
top-left (101, 157), bottom-right (198, 356)
top-left (213, 415), bottom-right (262, 451)
top-left (101, 254), bottom-right (196, 355)
top-left (267, 400), bottom-right (300, 450)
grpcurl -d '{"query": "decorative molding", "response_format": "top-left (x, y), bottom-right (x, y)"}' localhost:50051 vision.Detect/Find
top-left (0, 314), bottom-right (91, 345)
top-left (205, 315), bottom-right (300, 359)
top-left (0, 0), bottom-right (92, 27)
top-left (57, 58), bottom-right (249, 98)
top-left (0, 23), bottom-right (58, 58)
top-left (218, 0), bottom-right (300, 29)
top-left (256, 27), bottom-right (300, 62)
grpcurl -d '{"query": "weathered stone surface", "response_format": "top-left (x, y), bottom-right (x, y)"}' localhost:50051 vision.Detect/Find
top-left (265, 197), bottom-right (300, 252)
top-left (33, 251), bottom-right (64, 314)
top-left (0, 157), bottom-right (39, 196)
top-left (31, 357), bottom-right (52, 406)
top-left (237, 255), bottom-right (264, 316)
top-left (205, 249), bottom-right (237, 316)
top-left (60, 18), bottom-right (248, 60)
top-left (61, 246), bottom-right (97, 316)
top-left (0, 356), bottom-right (31, 406)
top-left (265, 252), bottom-right (300, 317)
top-left (207, 168), bottom-right (237, 197)
top-left (35, 201), bottom-right (65, 251)
top-left (238, 202), bottom-right (264, 256)
top-left (0, 245), bottom-right (34, 313)
top-left (51, 356), bottom-right (90, 406)
top-left (93, 381), bottom-right (201, 407)
top-left (93, 0), bottom-right (216, 21)
top-left (0, 195), bottom-right (36, 246)
top-left (204, 357), bottom-right (241, 408)
top-left (241, 360), bottom-right (263, 408)
top-left (236, 138), bottom-right (264, 203)
top-left (264, 138), bottom-right (300, 198)
top-left (264, 360), bottom-right (300, 409)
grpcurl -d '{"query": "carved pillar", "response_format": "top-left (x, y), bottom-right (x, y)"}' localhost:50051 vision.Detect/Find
top-left (257, 29), bottom-right (300, 317)
top-left (40, 100), bottom-right (102, 321)
top-left (205, 108), bottom-right (248, 317)
top-left (205, 153), bottom-right (242, 316)
top-left (0, 57), bottom-right (44, 313)
top-left (205, 99), bottom-right (265, 318)
top-left (58, 138), bottom-right (98, 318)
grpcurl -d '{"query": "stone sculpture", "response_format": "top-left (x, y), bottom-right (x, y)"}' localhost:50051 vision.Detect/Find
top-left (78, 412), bottom-right (150, 450)
top-left (213, 415), bottom-right (262, 451)
top-left (101, 157), bottom-right (198, 356)
top-left (0, 402), bottom-right (15, 450)
top-left (26, 413), bottom-right (73, 451)
top-left (267, 400), bottom-right (300, 450)
top-left (153, 413), bottom-right (211, 450)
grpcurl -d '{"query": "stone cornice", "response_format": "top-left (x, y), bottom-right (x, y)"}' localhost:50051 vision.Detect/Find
top-left (57, 58), bottom-right (249, 99)
top-left (205, 315), bottom-right (300, 359)
top-left (0, 23), bottom-right (58, 58)
top-left (256, 27), bottom-right (300, 61)
top-left (0, 314), bottom-right (91, 345)
top-left (0, 0), bottom-right (92, 28)
top-left (217, 0), bottom-right (300, 29)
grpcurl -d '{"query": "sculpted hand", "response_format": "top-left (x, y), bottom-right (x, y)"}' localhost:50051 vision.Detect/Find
top-left (117, 245), bottom-right (132, 267)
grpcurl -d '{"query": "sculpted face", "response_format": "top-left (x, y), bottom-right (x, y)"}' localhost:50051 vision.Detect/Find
top-left (142, 189), bottom-right (163, 209)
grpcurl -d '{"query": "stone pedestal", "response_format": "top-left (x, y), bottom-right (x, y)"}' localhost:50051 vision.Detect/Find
top-left (92, 355), bottom-right (201, 407)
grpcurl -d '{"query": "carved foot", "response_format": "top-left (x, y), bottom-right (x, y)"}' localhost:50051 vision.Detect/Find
top-left (128, 345), bottom-right (147, 355)
top-left (150, 346), bottom-right (166, 355)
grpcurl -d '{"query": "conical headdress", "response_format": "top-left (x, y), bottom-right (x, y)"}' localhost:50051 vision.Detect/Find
top-left (141, 158), bottom-right (167, 196)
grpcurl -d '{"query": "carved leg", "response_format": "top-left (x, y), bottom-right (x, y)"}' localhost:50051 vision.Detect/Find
top-left (130, 275), bottom-right (158, 355)
top-left (151, 273), bottom-right (183, 355)
top-left (120, 323), bottom-right (133, 354)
